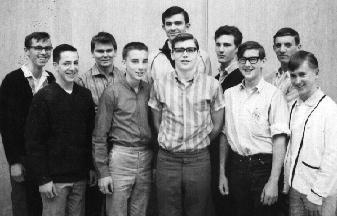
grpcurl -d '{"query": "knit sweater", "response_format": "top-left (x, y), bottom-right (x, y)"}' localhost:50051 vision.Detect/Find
top-left (0, 68), bottom-right (55, 165)
top-left (25, 82), bottom-right (95, 185)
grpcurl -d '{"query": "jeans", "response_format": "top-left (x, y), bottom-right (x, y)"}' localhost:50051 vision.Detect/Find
top-left (10, 176), bottom-right (42, 216)
top-left (85, 185), bottom-right (105, 216)
top-left (229, 152), bottom-right (276, 216)
top-left (106, 145), bottom-right (153, 216)
top-left (289, 188), bottom-right (337, 216)
top-left (156, 148), bottom-right (212, 216)
top-left (41, 180), bottom-right (87, 216)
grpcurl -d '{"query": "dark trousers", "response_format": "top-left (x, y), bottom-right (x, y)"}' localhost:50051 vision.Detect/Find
top-left (156, 148), bottom-right (213, 216)
top-left (10, 177), bottom-right (42, 216)
top-left (209, 139), bottom-right (234, 216)
top-left (229, 152), bottom-right (276, 216)
top-left (85, 185), bottom-right (105, 216)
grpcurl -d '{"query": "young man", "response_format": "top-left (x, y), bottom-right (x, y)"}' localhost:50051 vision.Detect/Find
top-left (149, 33), bottom-right (225, 216)
top-left (211, 25), bottom-right (245, 216)
top-left (219, 41), bottom-right (289, 216)
top-left (284, 51), bottom-right (337, 216)
top-left (149, 6), bottom-right (212, 82)
top-left (76, 31), bottom-right (122, 216)
top-left (0, 32), bottom-right (55, 216)
top-left (214, 25), bottom-right (244, 91)
top-left (272, 27), bottom-right (301, 105)
top-left (25, 44), bottom-right (95, 216)
top-left (93, 42), bottom-right (153, 216)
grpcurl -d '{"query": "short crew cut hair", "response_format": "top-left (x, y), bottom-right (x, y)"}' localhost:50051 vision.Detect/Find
top-left (237, 41), bottom-right (265, 59)
top-left (214, 25), bottom-right (243, 47)
top-left (122, 42), bottom-right (148, 60)
top-left (162, 6), bottom-right (189, 25)
top-left (53, 44), bottom-right (77, 63)
top-left (91, 32), bottom-right (117, 53)
top-left (273, 27), bottom-right (300, 45)
top-left (288, 50), bottom-right (318, 72)
top-left (171, 33), bottom-right (199, 50)
top-left (24, 32), bottom-right (50, 48)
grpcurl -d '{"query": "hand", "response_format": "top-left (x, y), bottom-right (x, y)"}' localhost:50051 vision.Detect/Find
top-left (260, 179), bottom-right (278, 205)
top-left (39, 181), bottom-right (57, 199)
top-left (10, 163), bottom-right (25, 182)
top-left (98, 176), bottom-right (113, 194)
top-left (89, 170), bottom-right (98, 187)
top-left (219, 174), bottom-right (229, 195)
top-left (304, 197), bottom-right (322, 216)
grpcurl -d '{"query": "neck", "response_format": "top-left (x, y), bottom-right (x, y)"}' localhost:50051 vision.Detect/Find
top-left (167, 40), bottom-right (172, 50)
top-left (56, 77), bottom-right (74, 92)
top-left (27, 62), bottom-right (43, 79)
top-left (125, 73), bottom-right (140, 91)
top-left (220, 59), bottom-right (234, 70)
top-left (245, 76), bottom-right (262, 89)
top-left (97, 64), bottom-right (113, 76)
top-left (176, 68), bottom-right (195, 81)
top-left (300, 86), bottom-right (319, 102)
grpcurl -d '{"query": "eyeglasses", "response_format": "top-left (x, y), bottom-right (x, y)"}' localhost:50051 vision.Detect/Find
top-left (29, 46), bottom-right (53, 52)
top-left (238, 57), bottom-right (260, 64)
top-left (173, 47), bottom-right (198, 55)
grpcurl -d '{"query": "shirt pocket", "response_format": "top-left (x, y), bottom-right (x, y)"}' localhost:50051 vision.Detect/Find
top-left (248, 107), bottom-right (270, 137)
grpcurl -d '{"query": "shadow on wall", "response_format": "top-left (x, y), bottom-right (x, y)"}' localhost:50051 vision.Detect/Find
top-left (0, 135), bottom-right (12, 216)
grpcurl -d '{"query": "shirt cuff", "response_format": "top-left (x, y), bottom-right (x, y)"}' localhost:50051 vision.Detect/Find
top-left (307, 190), bottom-right (323, 205)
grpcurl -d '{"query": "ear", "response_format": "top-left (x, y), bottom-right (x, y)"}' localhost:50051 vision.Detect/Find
top-left (185, 23), bottom-right (191, 30)
top-left (297, 43), bottom-right (302, 50)
top-left (272, 44), bottom-right (277, 52)
top-left (162, 24), bottom-right (165, 31)
top-left (171, 52), bottom-right (175, 61)
top-left (52, 62), bottom-right (58, 67)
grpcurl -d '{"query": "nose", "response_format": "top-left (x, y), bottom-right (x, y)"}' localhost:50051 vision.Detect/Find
top-left (244, 60), bottom-right (252, 66)
top-left (40, 49), bottom-right (46, 54)
top-left (102, 51), bottom-right (108, 57)
top-left (280, 44), bottom-right (286, 53)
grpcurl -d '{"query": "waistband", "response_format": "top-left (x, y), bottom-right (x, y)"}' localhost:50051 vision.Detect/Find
top-left (112, 144), bottom-right (150, 153)
top-left (231, 151), bottom-right (272, 161)
top-left (159, 147), bottom-right (208, 157)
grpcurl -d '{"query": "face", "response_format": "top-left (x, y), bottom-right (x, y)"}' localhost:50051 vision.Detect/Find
top-left (54, 51), bottom-right (79, 85)
top-left (273, 36), bottom-right (300, 64)
top-left (238, 49), bottom-right (263, 82)
top-left (123, 49), bottom-right (148, 81)
top-left (25, 38), bottom-right (52, 68)
top-left (215, 34), bottom-right (237, 65)
top-left (92, 42), bottom-right (116, 68)
top-left (290, 60), bottom-right (318, 101)
top-left (172, 39), bottom-right (198, 72)
top-left (162, 13), bottom-right (190, 41)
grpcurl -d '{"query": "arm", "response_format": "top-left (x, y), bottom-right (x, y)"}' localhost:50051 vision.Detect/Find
top-left (151, 108), bottom-right (162, 134)
top-left (261, 90), bottom-right (289, 205)
top-left (87, 94), bottom-right (97, 186)
top-left (219, 132), bottom-right (230, 195)
top-left (209, 108), bottom-right (224, 141)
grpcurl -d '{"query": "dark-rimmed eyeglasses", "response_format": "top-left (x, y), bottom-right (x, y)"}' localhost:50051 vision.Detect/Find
top-left (238, 57), bottom-right (260, 64)
top-left (173, 47), bottom-right (198, 55)
top-left (29, 46), bottom-right (53, 52)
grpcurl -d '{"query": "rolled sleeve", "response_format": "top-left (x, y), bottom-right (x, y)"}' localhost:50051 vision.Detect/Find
top-left (269, 90), bottom-right (290, 136)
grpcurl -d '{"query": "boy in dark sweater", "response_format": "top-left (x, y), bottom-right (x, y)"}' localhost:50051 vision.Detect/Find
top-left (93, 42), bottom-right (152, 216)
top-left (25, 44), bottom-right (95, 216)
top-left (0, 31), bottom-right (55, 216)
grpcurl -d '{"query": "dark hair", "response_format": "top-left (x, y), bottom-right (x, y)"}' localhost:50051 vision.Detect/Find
top-left (237, 41), bottom-right (265, 59)
top-left (171, 33), bottom-right (199, 50)
top-left (122, 42), bottom-right (148, 60)
top-left (288, 50), bottom-right (318, 72)
top-left (24, 32), bottom-right (50, 48)
top-left (91, 32), bottom-right (117, 53)
top-left (214, 25), bottom-right (243, 47)
top-left (162, 6), bottom-right (189, 25)
top-left (273, 27), bottom-right (300, 45)
top-left (53, 44), bottom-right (77, 63)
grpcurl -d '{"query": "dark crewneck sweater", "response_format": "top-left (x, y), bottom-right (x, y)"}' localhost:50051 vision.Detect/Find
top-left (25, 82), bottom-right (95, 185)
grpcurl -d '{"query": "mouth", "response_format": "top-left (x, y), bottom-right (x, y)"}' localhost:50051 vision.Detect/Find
top-left (135, 71), bottom-right (145, 77)
top-left (218, 55), bottom-right (226, 59)
top-left (180, 60), bottom-right (190, 65)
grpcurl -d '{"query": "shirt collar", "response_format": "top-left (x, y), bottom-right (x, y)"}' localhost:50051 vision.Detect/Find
top-left (92, 63), bottom-right (115, 77)
top-left (240, 77), bottom-right (266, 93)
top-left (21, 64), bottom-right (49, 79)
top-left (296, 88), bottom-right (324, 107)
top-left (219, 60), bottom-right (239, 75)
top-left (172, 69), bottom-right (200, 85)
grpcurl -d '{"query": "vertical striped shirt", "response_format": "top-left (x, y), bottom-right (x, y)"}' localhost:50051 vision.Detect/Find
top-left (76, 64), bottom-right (122, 111)
top-left (148, 70), bottom-right (225, 152)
